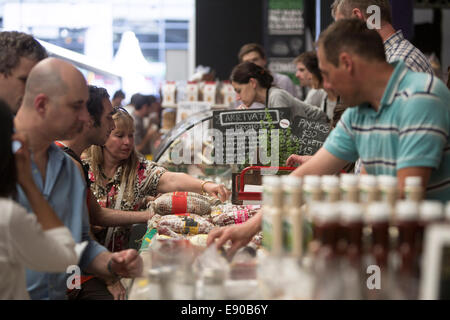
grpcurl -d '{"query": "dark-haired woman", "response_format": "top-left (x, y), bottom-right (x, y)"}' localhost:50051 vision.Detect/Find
top-left (0, 101), bottom-right (77, 299)
top-left (231, 61), bottom-right (328, 122)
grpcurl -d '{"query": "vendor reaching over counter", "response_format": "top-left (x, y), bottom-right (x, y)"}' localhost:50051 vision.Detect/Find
top-left (231, 61), bottom-right (328, 123)
top-left (84, 108), bottom-right (231, 253)
top-left (208, 19), bottom-right (450, 259)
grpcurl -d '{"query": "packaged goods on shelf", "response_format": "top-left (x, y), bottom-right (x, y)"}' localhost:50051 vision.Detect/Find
top-left (203, 82), bottom-right (217, 105)
top-left (162, 81), bottom-right (177, 107)
top-left (186, 81), bottom-right (199, 102)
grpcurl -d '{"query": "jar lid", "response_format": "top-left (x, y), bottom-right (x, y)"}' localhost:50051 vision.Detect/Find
top-left (281, 175), bottom-right (302, 188)
top-left (366, 202), bottom-right (391, 223)
top-left (420, 201), bottom-right (444, 221)
top-left (396, 200), bottom-right (419, 221)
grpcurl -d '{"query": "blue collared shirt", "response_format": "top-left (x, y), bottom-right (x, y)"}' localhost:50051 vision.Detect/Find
top-left (16, 143), bottom-right (107, 300)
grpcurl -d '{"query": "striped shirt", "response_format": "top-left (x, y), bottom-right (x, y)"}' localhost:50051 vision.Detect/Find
top-left (324, 61), bottom-right (450, 202)
top-left (384, 30), bottom-right (434, 75)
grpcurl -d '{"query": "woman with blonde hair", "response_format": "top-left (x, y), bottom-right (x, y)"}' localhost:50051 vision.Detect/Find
top-left (84, 108), bottom-right (230, 252)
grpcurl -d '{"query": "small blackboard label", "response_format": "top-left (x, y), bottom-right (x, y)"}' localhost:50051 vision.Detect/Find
top-left (292, 116), bottom-right (331, 155)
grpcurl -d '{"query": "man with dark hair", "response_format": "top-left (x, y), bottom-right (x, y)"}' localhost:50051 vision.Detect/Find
top-left (332, 0), bottom-right (433, 75)
top-left (207, 19), bottom-right (450, 258)
top-left (56, 85), bottom-right (152, 300)
top-left (111, 89), bottom-right (125, 108)
top-left (130, 93), bottom-right (159, 155)
top-left (0, 31), bottom-right (48, 114)
top-left (238, 43), bottom-right (296, 108)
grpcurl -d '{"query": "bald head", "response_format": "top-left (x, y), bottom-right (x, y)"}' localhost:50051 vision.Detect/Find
top-left (23, 58), bottom-right (86, 108)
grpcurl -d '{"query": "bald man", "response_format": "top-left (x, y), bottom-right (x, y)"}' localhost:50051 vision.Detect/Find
top-left (14, 58), bottom-right (143, 300)
top-left (0, 31), bottom-right (47, 114)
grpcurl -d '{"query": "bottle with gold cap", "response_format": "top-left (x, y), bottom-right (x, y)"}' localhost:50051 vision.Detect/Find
top-left (261, 176), bottom-right (283, 256)
top-left (321, 175), bottom-right (341, 203)
top-left (281, 175), bottom-right (303, 258)
top-left (340, 174), bottom-right (359, 203)
top-left (404, 176), bottom-right (424, 202)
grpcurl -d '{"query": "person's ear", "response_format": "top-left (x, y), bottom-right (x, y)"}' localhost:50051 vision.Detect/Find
top-left (352, 8), bottom-right (365, 21)
top-left (249, 78), bottom-right (258, 89)
top-left (33, 94), bottom-right (48, 116)
top-left (339, 52), bottom-right (354, 74)
top-left (86, 117), bottom-right (95, 130)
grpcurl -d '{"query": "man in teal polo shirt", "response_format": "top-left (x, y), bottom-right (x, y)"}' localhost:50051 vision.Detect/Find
top-left (301, 19), bottom-right (450, 201)
top-left (207, 19), bottom-right (450, 259)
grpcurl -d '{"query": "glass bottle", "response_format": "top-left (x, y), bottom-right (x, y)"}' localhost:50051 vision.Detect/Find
top-left (321, 175), bottom-right (341, 203)
top-left (417, 201), bottom-right (444, 256)
top-left (365, 202), bottom-right (391, 300)
top-left (281, 175), bottom-right (303, 258)
top-left (404, 176), bottom-right (423, 202)
top-left (359, 175), bottom-right (379, 206)
top-left (311, 203), bottom-right (342, 300)
top-left (262, 176), bottom-right (283, 256)
top-left (340, 174), bottom-right (359, 203)
top-left (339, 202), bottom-right (365, 300)
top-left (378, 175), bottom-right (398, 217)
top-left (394, 200), bottom-right (420, 300)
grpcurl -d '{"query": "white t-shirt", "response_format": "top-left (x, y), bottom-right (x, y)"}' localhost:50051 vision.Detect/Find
top-left (0, 198), bottom-right (77, 300)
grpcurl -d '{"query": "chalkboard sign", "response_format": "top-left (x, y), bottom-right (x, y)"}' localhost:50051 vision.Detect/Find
top-left (212, 108), bottom-right (291, 165)
top-left (292, 115), bottom-right (331, 155)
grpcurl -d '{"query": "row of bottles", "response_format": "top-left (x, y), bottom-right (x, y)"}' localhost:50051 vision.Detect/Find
top-left (260, 174), bottom-right (450, 300)
top-left (302, 174), bottom-right (423, 206)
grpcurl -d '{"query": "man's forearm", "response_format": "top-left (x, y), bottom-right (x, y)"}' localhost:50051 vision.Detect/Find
top-left (84, 251), bottom-right (115, 281)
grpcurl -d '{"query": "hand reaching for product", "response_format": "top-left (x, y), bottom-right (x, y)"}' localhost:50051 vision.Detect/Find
top-left (203, 182), bottom-right (231, 202)
top-left (207, 211), bottom-right (262, 259)
top-left (286, 154), bottom-right (313, 167)
top-left (110, 249), bottom-right (143, 278)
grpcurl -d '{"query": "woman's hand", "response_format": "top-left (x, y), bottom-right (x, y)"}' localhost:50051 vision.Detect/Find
top-left (286, 154), bottom-right (313, 167)
top-left (13, 133), bottom-right (34, 189)
top-left (237, 104), bottom-right (248, 110)
top-left (203, 182), bottom-right (231, 202)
